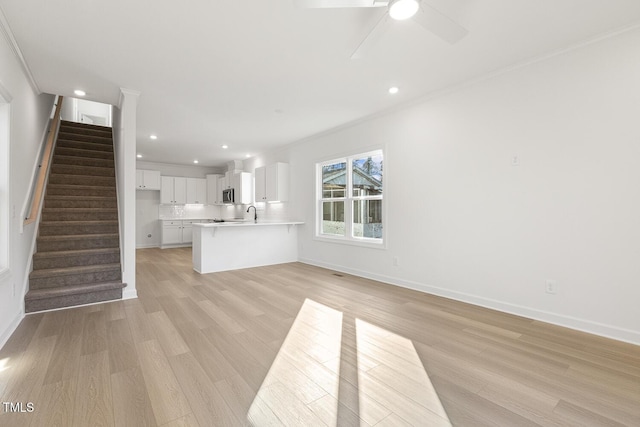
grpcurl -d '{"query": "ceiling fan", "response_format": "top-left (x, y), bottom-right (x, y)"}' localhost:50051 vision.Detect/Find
top-left (298, 0), bottom-right (468, 58)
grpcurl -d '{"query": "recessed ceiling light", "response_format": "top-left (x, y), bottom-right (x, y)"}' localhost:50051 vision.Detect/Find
top-left (137, 154), bottom-right (142, 158)
top-left (388, 0), bottom-right (419, 20)
top-left (389, 86), bottom-right (399, 94)
top-left (193, 160), bottom-right (199, 164)
top-left (245, 154), bottom-right (251, 158)
top-left (150, 135), bottom-right (158, 140)
top-left (74, 89), bottom-right (86, 97)
top-left (222, 145), bottom-right (228, 149)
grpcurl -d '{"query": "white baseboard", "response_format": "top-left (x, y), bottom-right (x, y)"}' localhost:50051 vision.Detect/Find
top-left (122, 288), bottom-right (138, 300)
top-left (0, 309), bottom-right (24, 350)
top-left (298, 257), bottom-right (640, 346)
top-left (136, 244), bottom-right (159, 249)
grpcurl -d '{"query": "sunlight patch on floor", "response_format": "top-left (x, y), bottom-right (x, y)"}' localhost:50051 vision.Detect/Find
top-left (246, 299), bottom-right (450, 426)
top-left (356, 319), bottom-right (452, 426)
top-left (247, 299), bottom-right (343, 426)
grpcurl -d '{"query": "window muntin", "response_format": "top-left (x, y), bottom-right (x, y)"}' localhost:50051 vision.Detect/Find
top-left (317, 150), bottom-right (383, 245)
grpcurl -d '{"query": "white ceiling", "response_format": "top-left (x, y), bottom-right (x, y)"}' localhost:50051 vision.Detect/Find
top-left (2, 0), bottom-right (640, 167)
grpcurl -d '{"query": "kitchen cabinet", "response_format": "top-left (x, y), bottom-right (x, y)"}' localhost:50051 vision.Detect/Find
top-left (136, 169), bottom-right (161, 190)
top-left (255, 163), bottom-right (289, 202)
top-left (186, 178), bottom-right (207, 204)
top-left (160, 219), bottom-right (200, 247)
top-left (206, 174), bottom-right (222, 204)
top-left (161, 220), bottom-right (183, 245)
top-left (160, 176), bottom-right (187, 204)
top-left (233, 172), bottom-right (253, 205)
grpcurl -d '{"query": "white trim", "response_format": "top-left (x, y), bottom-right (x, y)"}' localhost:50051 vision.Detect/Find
top-left (0, 7), bottom-right (40, 94)
top-left (298, 257), bottom-right (640, 346)
top-left (122, 288), bottom-right (138, 300)
top-left (0, 308), bottom-right (24, 350)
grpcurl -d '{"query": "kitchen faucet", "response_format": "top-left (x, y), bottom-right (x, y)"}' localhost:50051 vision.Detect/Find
top-left (247, 205), bottom-right (257, 223)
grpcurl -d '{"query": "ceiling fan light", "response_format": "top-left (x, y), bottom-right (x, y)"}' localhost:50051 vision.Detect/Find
top-left (389, 0), bottom-right (419, 21)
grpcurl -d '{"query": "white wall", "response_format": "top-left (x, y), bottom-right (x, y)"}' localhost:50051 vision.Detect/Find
top-left (0, 27), bottom-right (55, 347)
top-left (277, 29), bottom-right (640, 344)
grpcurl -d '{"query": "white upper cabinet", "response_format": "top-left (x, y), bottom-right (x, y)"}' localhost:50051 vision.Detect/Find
top-left (233, 172), bottom-right (253, 205)
top-left (136, 169), bottom-right (161, 190)
top-left (206, 174), bottom-right (222, 204)
top-left (161, 176), bottom-right (187, 204)
top-left (255, 163), bottom-right (289, 202)
top-left (186, 178), bottom-right (207, 204)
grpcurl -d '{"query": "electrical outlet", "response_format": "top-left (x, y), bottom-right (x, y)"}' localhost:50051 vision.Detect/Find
top-left (392, 256), bottom-right (399, 267)
top-left (545, 280), bottom-right (557, 294)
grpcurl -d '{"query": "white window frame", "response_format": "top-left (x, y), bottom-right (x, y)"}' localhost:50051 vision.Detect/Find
top-left (0, 82), bottom-right (11, 279)
top-left (316, 149), bottom-right (385, 248)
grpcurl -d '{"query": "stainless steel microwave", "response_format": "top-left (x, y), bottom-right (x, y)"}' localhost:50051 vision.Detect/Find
top-left (222, 188), bottom-right (234, 204)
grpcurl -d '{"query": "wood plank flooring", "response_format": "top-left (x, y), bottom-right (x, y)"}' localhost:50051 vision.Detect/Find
top-left (1, 247), bottom-right (639, 426)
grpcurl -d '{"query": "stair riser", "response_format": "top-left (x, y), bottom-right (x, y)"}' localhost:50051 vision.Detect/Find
top-left (25, 288), bottom-right (123, 313)
top-left (37, 237), bottom-right (120, 252)
top-left (50, 164), bottom-right (115, 177)
top-left (41, 210), bottom-right (118, 221)
top-left (29, 269), bottom-right (121, 290)
top-left (53, 155), bottom-right (114, 169)
top-left (57, 139), bottom-right (113, 153)
top-left (39, 223), bottom-right (119, 236)
top-left (49, 174), bottom-right (115, 187)
top-left (46, 186), bottom-right (116, 197)
top-left (54, 147), bottom-right (114, 160)
top-left (33, 252), bottom-right (120, 270)
top-left (44, 199), bottom-right (117, 209)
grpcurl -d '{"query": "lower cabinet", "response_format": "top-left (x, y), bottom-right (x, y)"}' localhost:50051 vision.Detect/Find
top-left (161, 220), bottom-right (197, 247)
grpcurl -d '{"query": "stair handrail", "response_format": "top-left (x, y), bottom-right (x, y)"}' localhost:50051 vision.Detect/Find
top-left (24, 95), bottom-right (64, 226)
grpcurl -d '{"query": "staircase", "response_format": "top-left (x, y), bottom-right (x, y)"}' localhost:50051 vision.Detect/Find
top-left (25, 120), bottom-right (126, 313)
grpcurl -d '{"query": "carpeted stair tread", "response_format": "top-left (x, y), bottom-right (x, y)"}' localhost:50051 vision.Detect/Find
top-left (52, 155), bottom-right (114, 168)
top-left (38, 232), bottom-right (119, 241)
top-left (54, 146), bottom-right (114, 160)
top-left (49, 173), bottom-right (115, 187)
top-left (46, 184), bottom-right (117, 197)
top-left (40, 219), bottom-right (118, 225)
top-left (33, 247), bottom-right (120, 260)
top-left (42, 207), bottom-right (118, 213)
top-left (50, 163), bottom-right (115, 177)
top-left (25, 281), bottom-right (126, 301)
top-left (29, 263), bottom-right (121, 279)
top-left (57, 138), bottom-right (114, 152)
top-left (57, 131), bottom-right (113, 142)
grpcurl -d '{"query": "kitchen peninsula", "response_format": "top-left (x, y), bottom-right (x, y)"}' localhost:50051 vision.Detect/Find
top-left (192, 221), bottom-right (303, 273)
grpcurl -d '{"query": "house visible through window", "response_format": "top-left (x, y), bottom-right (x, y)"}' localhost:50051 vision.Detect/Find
top-left (317, 150), bottom-right (383, 245)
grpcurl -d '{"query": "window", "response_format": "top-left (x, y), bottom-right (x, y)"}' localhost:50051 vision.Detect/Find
top-left (317, 150), bottom-right (384, 245)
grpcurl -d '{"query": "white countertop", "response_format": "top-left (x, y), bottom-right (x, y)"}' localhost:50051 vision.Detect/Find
top-left (193, 221), bottom-right (303, 228)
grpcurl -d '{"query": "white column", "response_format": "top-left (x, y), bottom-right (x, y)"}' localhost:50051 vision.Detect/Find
top-left (116, 88), bottom-right (140, 299)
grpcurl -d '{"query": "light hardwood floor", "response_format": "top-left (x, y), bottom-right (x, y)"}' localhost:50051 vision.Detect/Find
top-left (1, 247), bottom-right (639, 426)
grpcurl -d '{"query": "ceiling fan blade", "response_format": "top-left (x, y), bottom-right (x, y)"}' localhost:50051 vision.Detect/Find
top-left (351, 12), bottom-right (393, 59)
top-left (296, 0), bottom-right (387, 8)
top-left (412, 2), bottom-right (468, 44)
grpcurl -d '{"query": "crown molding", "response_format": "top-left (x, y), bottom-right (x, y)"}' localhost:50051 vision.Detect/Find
top-left (0, 6), bottom-right (41, 94)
